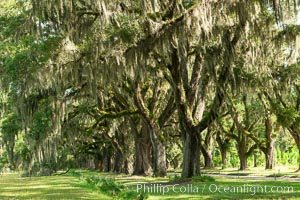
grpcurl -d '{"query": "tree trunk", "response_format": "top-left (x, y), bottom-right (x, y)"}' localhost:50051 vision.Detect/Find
top-left (131, 120), bottom-right (153, 176)
top-left (288, 131), bottom-right (300, 171)
top-left (133, 137), bottom-right (152, 175)
top-left (265, 149), bottom-right (274, 169)
top-left (201, 145), bottom-right (213, 169)
top-left (94, 154), bottom-right (103, 170)
top-left (113, 151), bottom-right (123, 173)
top-left (200, 129), bottom-right (214, 169)
top-left (113, 130), bottom-right (129, 174)
top-left (220, 148), bottom-right (227, 168)
top-left (264, 137), bottom-right (275, 170)
top-left (181, 131), bottom-right (200, 178)
top-left (265, 110), bottom-right (275, 170)
top-left (239, 153), bottom-right (247, 170)
top-left (150, 123), bottom-right (167, 177)
top-left (103, 151), bottom-right (112, 172)
top-left (6, 144), bottom-right (15, 170)
top-left (171, 156), bottom-right (180, 169)
top-left (294, 135), bottom-right (300, 171)
top-left (216, 132), bottom-right (229, 169)
top-left (253, 153), bottom-right (257, 167)
top-left (238, 134), bottom-right (248, 170)
top-left (152, 136), bottom-right (167, 177)
top-left (298, 146), bottom-right (300, 171)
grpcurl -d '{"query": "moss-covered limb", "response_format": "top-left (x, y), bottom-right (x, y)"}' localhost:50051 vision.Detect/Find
top-left (216, 118), bottom-right (238, 141)
top-left (133, 81), bottom-right (152, 126)
top-left (94, 109), bottom-right (138, 122)
top-left (157, 94), bottom-right (175, 128)
top-left (100, 129), bottom-right (124, 157)
top-left (188, 52), bottom-right (203, 105)
top-left (246, 143), bottom-right (258, 158)
top-left (195, 21), bottom-right (245, 133)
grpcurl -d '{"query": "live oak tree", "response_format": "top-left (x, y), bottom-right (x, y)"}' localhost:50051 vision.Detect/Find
top-left (1, 0), bottom-right (300, 178)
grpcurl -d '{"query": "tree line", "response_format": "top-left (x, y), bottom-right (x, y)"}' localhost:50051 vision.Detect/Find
top-left (0, 0), bottom-right (299, 178)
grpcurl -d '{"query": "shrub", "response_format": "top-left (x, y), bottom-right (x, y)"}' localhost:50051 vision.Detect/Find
top-left (96, 178), bottom-right (124, 196)
top-left (118, 189), bottom-right (148, 200)
top-left (84, 176), bottom-right (148, 200)
top-left (192, 175), bottom-right (215, 182)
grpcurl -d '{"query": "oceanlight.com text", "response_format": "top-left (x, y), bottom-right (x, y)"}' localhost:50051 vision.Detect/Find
top-left (136, 183), bottom-right (294, 196)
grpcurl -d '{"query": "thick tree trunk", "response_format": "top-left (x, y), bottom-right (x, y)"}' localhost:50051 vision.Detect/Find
top-left (131, 120), bottom-right (153, 176)
top-left (152, 136), bottom-right (167, 177)
top-left (264, 137), bottom-right (275, 170)
top-left (216, 133), bottom-right (229, 169)
top-left (8, 148), bottom-right (15, 169)
top-left (149, 123), bottom-right (167, 177)
top-left (201, 145), bottom-right (213, 169)
top-left (6, 144), bottom-right (15, 170)
top-left (103, 151), bottom-right (112, 172)
top-left (171, 155), bottom-right (180, 169)
top-left (133, 137), bottom-right (152, 175)
top-left (239, 153), bottom-right (247, 170)
top-left (113, 151), bottom-right (123, 173)
top-left (220, 148), bottom-right (227, 168)
top-left (298, 146), bottom-right (300, 172)
top-left (253, 153), bottom-right (257, 167)
top-left (113, 130), bottom-right (129, 174)
top-left (294, 136), bottom-right (300, 171)
top-left (288, 131), bottom-right (300, 171)
top-left (265, 110), bottom-right (275, 170)
top-left (181, 131), bottom-right (200, 178)
top-left (236, 131), bottom-right (249, 170)
top-left (94, 154), bottom-right (103, 170)
top-left (238, 134), bottom-right (248, 170)
top-left (200, 130), bottom-right (214, 169)
top-left (265, 148), bottom-right (274, 169)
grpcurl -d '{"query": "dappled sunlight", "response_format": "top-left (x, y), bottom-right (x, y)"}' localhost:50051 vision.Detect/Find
top-left (0, 173), bottom-right (108, 200)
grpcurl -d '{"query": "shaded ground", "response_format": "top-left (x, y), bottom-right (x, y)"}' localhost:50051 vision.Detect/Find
top-left (0, 173), bottom-right (109, 200)
top-left (1, 168), bottom-right (300, 199)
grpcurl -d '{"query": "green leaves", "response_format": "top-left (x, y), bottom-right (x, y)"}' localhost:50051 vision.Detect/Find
top-left (27, 98), bottom-right (53, 141)
top-left (276, 106), bottom-right (300, 128)
top-left (104, 15), bottom-right (140, 45)
top-left (1, 112), bottom-right (21, 140)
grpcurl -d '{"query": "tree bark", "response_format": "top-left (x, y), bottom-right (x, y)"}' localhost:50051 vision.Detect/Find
top-left (221, 149), bottom-right (227, 168)
top-left (253, 153), bottom-right (257, 167)
top-left (133, 136), bottom-right (152, 175)
top-left (200, 128), bottom-right (214, 169)
top-left (298, 145), bottom-right (300, 171)
top-left (265, 147), bottom-right (274, 169)
top-left (113, 151), bottom-right (123, 173)
top-left (238, 134), bottom-right (248, 170)
top-left (149, 123), bottom-right (167, 177)
top-left (290, 132), bottom-right (300, 171)
top-left (130, 119), bottom-right (153, 175)
top-left (239, 153), bottom-right (247, 170)
top-left (264, 109), bottom-right (275, 169)
top-left (181, 130), bottom-right (200, 178)
top-left (152, 135), bottom-right (167, 177)
top-left (216, 131), bottom-right (230, 169)
top-left (103, 150), bottom-right (112, 172)
top-left (201, 144), bottom-right (213, 169)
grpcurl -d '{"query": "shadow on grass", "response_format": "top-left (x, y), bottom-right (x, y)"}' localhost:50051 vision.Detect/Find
top-left (0, 174), bottom-right (109, 200)
top-left (227, 173), bottom-right (252, 176)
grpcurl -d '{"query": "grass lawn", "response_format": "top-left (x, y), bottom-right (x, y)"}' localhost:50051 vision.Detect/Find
top-left (0, 168), bottom-right (300, 199)
top-left (0, 173), bottom-right (110, 200)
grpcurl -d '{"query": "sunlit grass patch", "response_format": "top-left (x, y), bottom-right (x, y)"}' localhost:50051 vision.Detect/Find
top-left (1, 169), bottom-right (300, 199)
top-left (0, 173), bottom-right (110, 200)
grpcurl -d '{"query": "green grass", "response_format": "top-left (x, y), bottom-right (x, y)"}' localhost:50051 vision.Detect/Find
top-left (142, 178), bottom-right (300, 199)
top-left (1, 168), bottom-right (300, 199)
top-left (201, 166), bottom-right (300, 178)
top-left (0, 173), bottom-right (110, 200)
